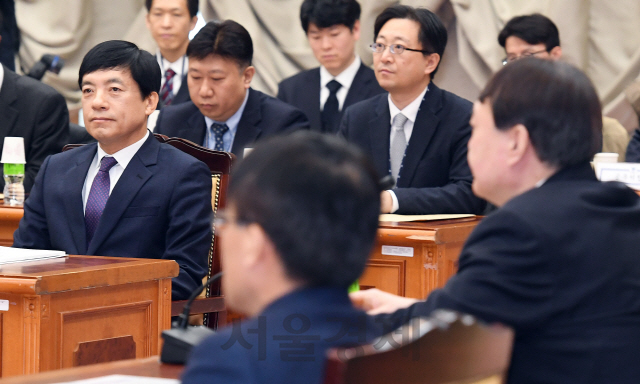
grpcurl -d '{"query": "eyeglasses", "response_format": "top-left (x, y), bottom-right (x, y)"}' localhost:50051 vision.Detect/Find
top-left (213, 209), bottom-right (249, 228)
top-left (369, 43), bottom-right (431, 55)
top-left (502, 50), bottom-right (548, 65)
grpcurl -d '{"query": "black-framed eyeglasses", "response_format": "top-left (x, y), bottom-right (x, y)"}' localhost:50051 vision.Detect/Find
top-left (502, 49), bottom-right (548, 65)
top-left (213, 209), bottom-right (250, 228)
top-left (369, 43), bottom-right (431, 55)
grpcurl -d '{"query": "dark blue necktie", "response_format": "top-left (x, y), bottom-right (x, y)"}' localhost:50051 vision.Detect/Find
top-left (210, 123), bottom-right (229, 151)
top-left (321, 80), bottom-right (342, 133)
top-left (85, 156), bottom-right (118, 245)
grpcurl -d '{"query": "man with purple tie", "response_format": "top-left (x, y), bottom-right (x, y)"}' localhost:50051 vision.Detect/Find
top-left (13, 40), bottom-right (212, 301)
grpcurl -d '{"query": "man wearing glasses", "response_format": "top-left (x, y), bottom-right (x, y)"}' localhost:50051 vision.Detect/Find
top-left (340, 5), bottom-right (485, 215)
top-left (499, 14), bottom-right (629, 161)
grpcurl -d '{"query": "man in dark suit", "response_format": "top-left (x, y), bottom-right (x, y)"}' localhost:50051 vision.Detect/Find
top-left (340, 5), bottom-right (484, 214)
top-left (277, 0), bottom-right (384, 133)
top-left (145, 0), bottom-right (198, 108)
top-left (182, 132), bottom-right (384, 384)
top-left (0, 6), bottom-right (69, 193)
top-left (352, 59), bottom-right (640, 383)
top-left (156, 21), bottom-right (309, 159)
top-left (13, 41), bottom-right (211, 301)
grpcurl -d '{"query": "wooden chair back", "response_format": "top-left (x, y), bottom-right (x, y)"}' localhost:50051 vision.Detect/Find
top-left (323, 310), bottom-right (514, 384)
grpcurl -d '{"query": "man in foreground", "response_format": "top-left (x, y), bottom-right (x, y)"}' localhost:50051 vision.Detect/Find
top-left (13, 40), bottom-right (211, 301)
top-left (277, 0), bottom-right (384, 133)
top-left (352, 59), bottom-right (640, 383)
top-left (181, 132), bottom-right (383, 384)
top-left (155, 20), bottom-right (309, 159)
top-left (339, 5), bottom-right (485, 215)
top-left (498, 13), bottom-right (629, 161)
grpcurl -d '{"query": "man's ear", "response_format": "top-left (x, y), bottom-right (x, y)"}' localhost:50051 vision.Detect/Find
top-left (145, 92), bottom-right (159, 115)
top-left (243, 66), bottom-right (255, 89)
top-left (549, 46), bottom-right (562, 61)
top-left (242, 223), bottom-right (273, 269)
top-left (352, 19), bottom-right (361, 41)
top-left (506, 124), bottom-right (531, 165)
top-left (424, 53), bottom-right (440, 77)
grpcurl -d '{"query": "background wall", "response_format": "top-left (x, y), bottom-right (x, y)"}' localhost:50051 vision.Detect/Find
top-left (15, 0), bottom-right (640, 129)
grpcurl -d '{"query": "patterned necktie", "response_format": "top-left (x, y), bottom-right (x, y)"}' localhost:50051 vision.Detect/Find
top-left (85, 156), bottom-right (118, 245)
top-left (390, 113), bottom-right (409, 182)
top-left (160, 68), bottom-right (176, 106)
top-left (210, 123), bottom-right (229, 151)
top-left (321, 80), bottom-right (342, 133)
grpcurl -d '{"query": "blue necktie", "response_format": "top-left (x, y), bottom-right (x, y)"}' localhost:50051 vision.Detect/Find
top-left (85, 156), bottom-right (118, 245)
top-left (210, 123), bottom-right (229, 151)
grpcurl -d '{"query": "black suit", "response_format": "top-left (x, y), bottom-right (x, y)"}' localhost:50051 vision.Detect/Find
top-left (339, 83), bottom-right (485, 214)
top-left (625, 128), bottom-right (640, 162)
top-left (0, 66), bottom-right (69, 192)
top-left (277, 62), bottom-right (384, 133)
top-left (377, 163), bottom-right (640, 383)
top-left (155, 88), bottom-right (309, 159)
top-left (157, 74), bottom-right (190, 109)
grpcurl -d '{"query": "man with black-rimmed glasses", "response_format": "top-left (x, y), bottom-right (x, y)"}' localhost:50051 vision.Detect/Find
top-left (339, 5), bottom-right (485, 215)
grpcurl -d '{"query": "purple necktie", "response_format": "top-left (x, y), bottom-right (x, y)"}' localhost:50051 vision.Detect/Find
top-left (85, 156), bottom-right (118, 245)
top-left (160, 68), bottom-right (176, 106)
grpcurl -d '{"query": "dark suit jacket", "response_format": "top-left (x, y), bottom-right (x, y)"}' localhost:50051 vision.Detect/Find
top-left (625, 128), bottom-right (640, 162)
top-left (13, 134), bottom-right (212, 301)
top-left (182, 287), bottom-right (383, 384)
top-left (277, 62), bottom-right (385, 133)
top-left (339, 83), bottom-right (485, 214)
top-left (0, 65), bottom-right (69, 192)
top-left (376, 163), bottom-right (640, 383)
top-left (155, 88), bottom-right (309, 159)
top-left (157, 74), bottom-right (190, 109)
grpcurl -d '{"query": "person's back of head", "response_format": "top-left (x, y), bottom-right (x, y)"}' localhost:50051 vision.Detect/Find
top-left (480, 58), bottom-right (601, 169)
top-left (78, 40), bottom-right (161, 99)
top-left (229, 131), bottom-right (380, 287)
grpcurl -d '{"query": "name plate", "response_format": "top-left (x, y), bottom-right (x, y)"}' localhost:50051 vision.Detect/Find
top-left (595, 162), bottom-right (640, 190)
top-left (381, 245), bottom-right (414, 257)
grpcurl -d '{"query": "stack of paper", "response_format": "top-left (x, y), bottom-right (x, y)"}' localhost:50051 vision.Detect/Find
top-left (0, 246), bottom-right (66, 265)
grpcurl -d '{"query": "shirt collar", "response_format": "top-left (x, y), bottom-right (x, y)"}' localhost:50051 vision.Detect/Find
top-left (96, 130), bottom-right (149, 169)
top-left (320, 55), bottom-right (361, 90)
top-left (388, 85), bottom-right (429, 125)
top-left (0, 65), bottom-right (5, 93)
top-left (204, 88), bottom-right (250, 132)
top-left (158, 53), bottom-right (188, 77)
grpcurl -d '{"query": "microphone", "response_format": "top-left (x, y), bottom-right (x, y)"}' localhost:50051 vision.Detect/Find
top-left (160, 271), bottom-right (223, 364)
top-left (27, 54), bottom-right (65, 81)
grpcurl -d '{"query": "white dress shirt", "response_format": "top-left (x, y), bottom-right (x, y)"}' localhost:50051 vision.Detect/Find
top-left (319, 55), bottom-right (361, 111)
top-left (0, 64), bottom-right (4, 92)
top-left (82, 130), bottom-right (150, 213)
top-left (387, 85), bottom-right (430, 213)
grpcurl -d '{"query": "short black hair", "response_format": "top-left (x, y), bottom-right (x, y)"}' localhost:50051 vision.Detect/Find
top-left (374, 5), bottom-right (447, 78)
top-left (300, 0), bottom-right (361, 33)
top-left (145, 0), bottom-right (198, 18)
top-left (187, 21), bottom-right (253, 69)
top-left (78, 40), bottom-right (160, 100)
top-left (498, 14), bottom-right (560, 51)
top-left (228, 131), bottom-right (381, 288)
top-left (479, 58), bottom-right (602, 168)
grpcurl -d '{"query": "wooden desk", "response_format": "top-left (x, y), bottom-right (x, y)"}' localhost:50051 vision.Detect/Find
top-left (0, 255), bottom-right (177, 377)
top-left (0, 356), bottom-right (183, 383)
top-left (360, 217), bottom-right (482, 299)
top-left (0, 205), bottom-right (21, 246)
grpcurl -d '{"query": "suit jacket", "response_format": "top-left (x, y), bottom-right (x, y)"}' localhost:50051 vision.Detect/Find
top-left (0, 65), bottom-right (69, 192)
top-left (376, 163), bottom-right (640, 383)
top-left (13, 134), bottom-right (212, 301)
top-left (182, 287), bottom-right (383, 384)
top-left (625, 128), bottom-right (640, 162)
top-left (277, 62), bottom-right (385, 133)
top-left (339, 83), bottom-right (485, 214)
top-left (155, 88), bottom-right (310, 159)
top-left (157, 74), bottom-right (190, 109)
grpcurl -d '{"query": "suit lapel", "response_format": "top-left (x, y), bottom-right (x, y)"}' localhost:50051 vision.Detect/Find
top-left (342, 63), bottom-right (369, 113)
top-left (231, 88), bottom-right (262, 158)
top-left (172, 75), bottom-right (190, 105)
top-left (397, 84), bottom-right (442, 187)
top-left (0, 67), bottom-right (19, 142)
top-left (304, 69), bottom-right (322, 131)
top-left (86, 135), bottom-right (157, 254)
top-left (62, 144), bottom-right (97, 254)
top-left (369, 96), bottom-right (392, 177)
top-left (178, 108), bottom-right (207, 145)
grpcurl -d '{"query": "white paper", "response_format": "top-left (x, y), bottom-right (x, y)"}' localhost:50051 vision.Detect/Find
top-left (595, 162), bottom-right (640, 190)
top-left (54, 374), bottom-right (179, 384)
top-left (381, 245), bottom-right (414, 257)
top-left (0, 246), bottom-right (66, 265)
top-left (0, 300), bottom-right (8, 311)
top-left (379, 213), bottom-right (475, 222)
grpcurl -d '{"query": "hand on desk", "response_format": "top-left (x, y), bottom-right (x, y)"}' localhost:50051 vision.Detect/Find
top-left (350, 288), bottom-right (418, 315)
top-left (380, 191), bottom-right (393, 213)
